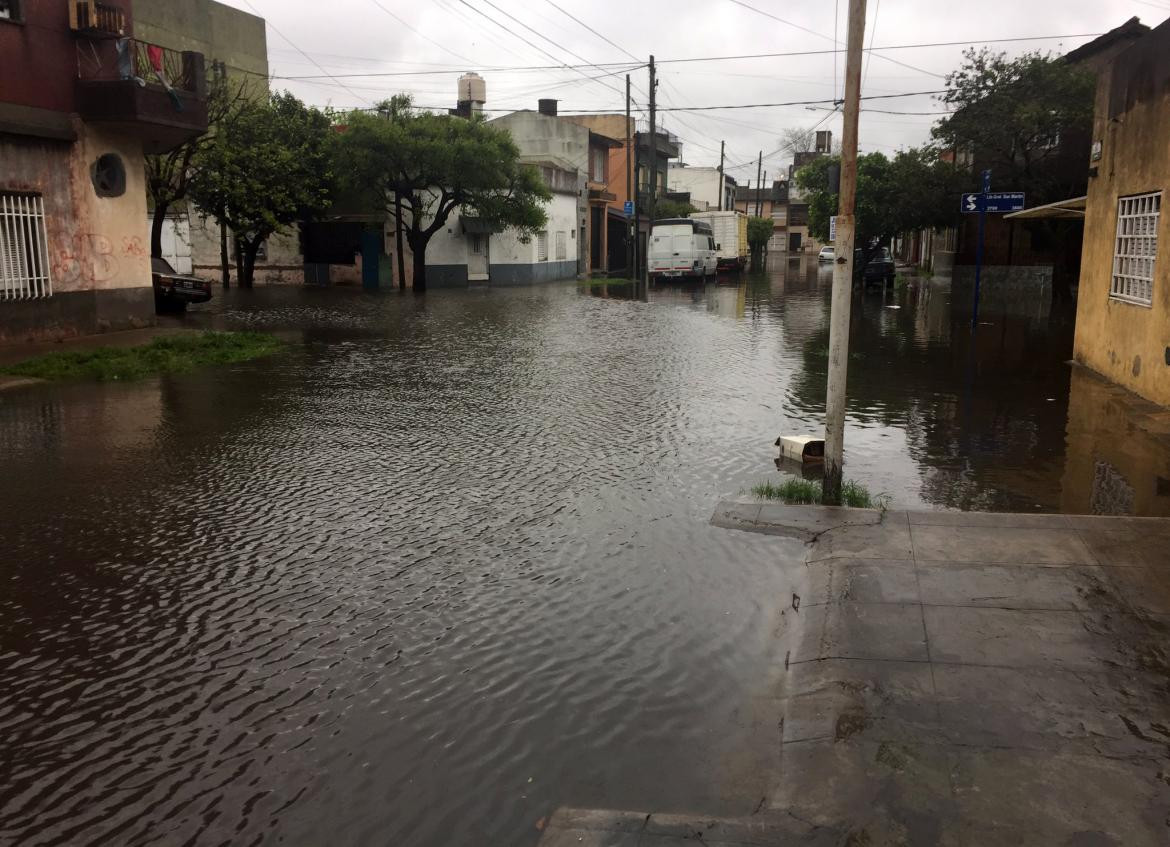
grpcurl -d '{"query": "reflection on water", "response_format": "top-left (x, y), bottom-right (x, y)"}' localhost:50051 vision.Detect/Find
top-left (3, 262), bottom-right (1170, 845)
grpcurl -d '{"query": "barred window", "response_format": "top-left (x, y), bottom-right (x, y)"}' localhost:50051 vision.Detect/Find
top-left (536, 231), bottom-right (548, 262)
top-left (1, 192), bottom-right (53, 300)
top-left (555, 231), bottom-right (566, 260)
top-left (1110, 191), bottom-right (1161, 306)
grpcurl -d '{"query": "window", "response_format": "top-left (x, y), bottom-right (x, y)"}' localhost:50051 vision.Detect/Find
top-left (536, 231), bottom-right (548, 262)
top-left (590, 148), bottom-right (606, 183)
top-left (771, 206), bottom-right (787, 224)
top-left (0, 192), bottom-right (52, 300)
top-left (555, 231), bottom-right (566, 261)
top-left (1111, 191), bottom-right (1161, 306)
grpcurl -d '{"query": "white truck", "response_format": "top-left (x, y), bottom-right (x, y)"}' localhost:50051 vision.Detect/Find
top-left (649, 218), bottom-right (718, 281)
top-left (689, 210), bottom-right (748, 273)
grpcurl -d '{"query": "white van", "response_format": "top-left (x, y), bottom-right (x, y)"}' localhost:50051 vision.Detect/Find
top-left (649, 219), bottom-right (718, 281)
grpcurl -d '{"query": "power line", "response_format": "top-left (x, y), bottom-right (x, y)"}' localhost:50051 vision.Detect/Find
top-left (542, 0), bottom-right (641, 63)
top-left (238, 0), bottom-right (371, 104)
top-left (365, 0), bottom-right (477, 65)
top-left (725, 0), bottom-right (944, 78)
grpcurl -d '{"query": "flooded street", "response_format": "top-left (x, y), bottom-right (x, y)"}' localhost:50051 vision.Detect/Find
top-left (3, 260), bottom-right (1169, 846)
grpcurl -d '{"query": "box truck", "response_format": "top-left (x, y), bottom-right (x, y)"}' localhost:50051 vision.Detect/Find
top-left (689, 210), bottom-right (747, 272)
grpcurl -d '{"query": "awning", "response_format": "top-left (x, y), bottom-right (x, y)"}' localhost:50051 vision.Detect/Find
top-left (1003, 195), bottom-right (1087, 220)
top-left (461, 217), bottom-right (498, 234)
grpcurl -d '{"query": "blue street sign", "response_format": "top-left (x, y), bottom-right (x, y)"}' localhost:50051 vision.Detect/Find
top-left (624, 200), bottom-right (635, 217)
top-left (961, 191), bottom-right (1025, 213)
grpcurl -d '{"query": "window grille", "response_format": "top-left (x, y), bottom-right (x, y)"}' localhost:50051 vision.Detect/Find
top-left (536, 231), bottom-right (548, 262)
top-left (555, 231), bottom-right (566, 261)
top-left (0, 192), bottom-right (52, 300)
top-left (1110, 191), bottom-right (1161, 306)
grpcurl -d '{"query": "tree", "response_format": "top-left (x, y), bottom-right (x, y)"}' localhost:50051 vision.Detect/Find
top-left (747, 216), bottom-right (772, 270)
top-left (932, 48), bottom-right (1095, 203)
top-left (779, 126), bottom-right (815, 156)
top-left (372, 95), bottom-right (415, 289)
top-left (654, 198), bottom-right (697, 219)
top-left (335, 108), bottom-right (550, 291)
top-left (189, 92), bottom-right (334, 287)
top-left (144, 74), bottom-right (252, 264)
top-left (795, 147), bottom-right (964, 271)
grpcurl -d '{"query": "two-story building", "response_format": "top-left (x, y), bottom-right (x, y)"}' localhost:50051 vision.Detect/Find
top-left (735, 181), bottom-right (806, 255)
top-left (1, 0), bottom-right (208, 341)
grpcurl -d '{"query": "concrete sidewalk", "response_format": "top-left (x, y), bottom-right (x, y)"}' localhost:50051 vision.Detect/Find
top-left (539, 505), bottom-right (1170, 846)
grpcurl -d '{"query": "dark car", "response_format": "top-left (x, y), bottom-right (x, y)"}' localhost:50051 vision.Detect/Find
top-left (854, 247), bottom-right (895, 287)
top-left (152, 257), bottom-right (211, 312)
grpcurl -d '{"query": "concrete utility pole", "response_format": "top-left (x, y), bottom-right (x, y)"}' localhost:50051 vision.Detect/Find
top-left (646, 54), bottom-right (657, 287)
top-left (754, 151), bottom-right (763, 217)
top-left (626, 74), bottom-right (634, 278)
top-left (822, 0), bottom-right (867, 506)
top-left (718, 140), bottom-right (725, 211)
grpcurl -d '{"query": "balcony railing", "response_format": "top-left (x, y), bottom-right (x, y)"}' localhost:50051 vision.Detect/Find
top-left (78, 38), bottom-right (204, 95)
top-left (68, 0), bottom-right (126, 37)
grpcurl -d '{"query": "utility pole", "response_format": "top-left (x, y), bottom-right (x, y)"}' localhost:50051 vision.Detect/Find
top-left (754, 151), bottom-right (763, 217)
top-left (717, 140), bottom-right (725, 211)
top-left (646, 54), bottom-right (657, 287)
top-left (626, 74), bottom-right (634, 279)
top-left (822, 0), bottom-right (867, 506)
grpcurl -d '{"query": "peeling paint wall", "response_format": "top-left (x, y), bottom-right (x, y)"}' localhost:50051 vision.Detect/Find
top-left (1074, 19), bottom-right (1170, 407)
top-left (1, 120), bottom-right (150, 294)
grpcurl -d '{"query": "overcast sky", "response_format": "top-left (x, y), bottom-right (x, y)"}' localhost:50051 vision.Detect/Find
top-left (217, 0), bottom-right (1167, 183)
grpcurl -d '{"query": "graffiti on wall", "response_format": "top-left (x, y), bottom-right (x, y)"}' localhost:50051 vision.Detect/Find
top-left (51, 233), bottom-right (147, 286)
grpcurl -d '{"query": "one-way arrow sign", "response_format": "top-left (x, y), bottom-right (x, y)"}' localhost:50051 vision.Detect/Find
top-left (962, 192), bottom-right (1026, 213)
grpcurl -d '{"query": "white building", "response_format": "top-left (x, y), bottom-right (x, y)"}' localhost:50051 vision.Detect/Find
top-left (420, 164), bottom-right (579, 286)
top-left (666, 164), bottom-right (736, 212)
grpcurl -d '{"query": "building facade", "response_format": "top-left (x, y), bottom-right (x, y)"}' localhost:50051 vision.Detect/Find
top-left (132, 0), bottom-right (310, 285)
top-left (1, 0), bottom-right (207, 342)
top-left (666, 164), bottom-right (736, 212)
top-left (1073, 16), bottom-right (1170, 406)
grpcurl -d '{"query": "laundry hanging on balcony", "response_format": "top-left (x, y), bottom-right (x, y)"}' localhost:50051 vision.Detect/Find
top-left (114, 39), bottom-right (146, 87)
top-left (146, 44), bottom-right (184, 112)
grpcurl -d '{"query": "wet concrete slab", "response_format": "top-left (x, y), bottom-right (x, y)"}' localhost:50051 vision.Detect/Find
top-left (540, 505), bottom-right (1170, 846)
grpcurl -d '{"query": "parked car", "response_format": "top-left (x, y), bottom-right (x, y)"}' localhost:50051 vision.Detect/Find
top-left (818, 246), bottom-right (835, 263)
top-left (649, 218), bottom-right (718, 281)
top-left (854, 246), bottom-right (896, 287)
top-left (152, 257), bottom-right (211, 312)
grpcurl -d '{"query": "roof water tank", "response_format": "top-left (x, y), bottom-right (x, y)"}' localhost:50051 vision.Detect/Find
top-left (458, 72), bottom-right (486, 105)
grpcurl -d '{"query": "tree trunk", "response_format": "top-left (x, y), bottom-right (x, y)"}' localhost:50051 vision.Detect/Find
top-left (219, 220), bottom-right (231, 288)
top-left (412, 244), bottom-right (427, 292)
top-left (242, 239), bottom-right (262, 288)
top-left (150, 202), bottom-right (169, 259)
top-left (394, 192), bottom-right (406, 290)
top-left (234, 235), bottom-right (249, 288)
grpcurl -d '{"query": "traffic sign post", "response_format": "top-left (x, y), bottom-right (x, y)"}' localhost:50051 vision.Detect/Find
top-left (961, 175), bottom-right (1024, 330)
top-left (623, 200), bottom-right (635, 218)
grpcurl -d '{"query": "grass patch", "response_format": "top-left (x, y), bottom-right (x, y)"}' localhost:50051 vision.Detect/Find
top-left (750, 477), bottom-right (888, 510)
top-left (1, 331), bottom-right (284, 382)
top-left (579, 278), bottom-right (636, 287)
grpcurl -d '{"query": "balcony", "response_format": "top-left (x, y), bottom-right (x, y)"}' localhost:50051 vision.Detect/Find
top-left (76, 39), bottom-right (208, 154)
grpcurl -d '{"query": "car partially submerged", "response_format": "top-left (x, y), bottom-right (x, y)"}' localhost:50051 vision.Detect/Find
top-left (152, 257), bottom-right (211, 311)
top-left (854, 246), bottom-right (895, 287)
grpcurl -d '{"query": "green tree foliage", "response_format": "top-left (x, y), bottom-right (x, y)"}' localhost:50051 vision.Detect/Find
top-left (932, 48), bottom-right (1095, 202)
top-left (189, 92), bottom-right (334, 287)
top-left (746, 216), bottom-right (773, 269)
top-left (335, 107), bottom-right (551, 291)
top-left (654, 198), bottom-right (697, 220)
top-left (144, 74), bottom-right (253, 260)
top-left (795, 148), bottom-right (963, 269)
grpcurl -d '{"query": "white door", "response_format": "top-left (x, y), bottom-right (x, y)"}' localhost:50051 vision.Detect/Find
top-left (151, 214), bottom-right (193, 273)
top-left (468, 234), bottom-right (489, 281)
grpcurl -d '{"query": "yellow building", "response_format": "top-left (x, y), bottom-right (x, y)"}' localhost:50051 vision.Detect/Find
top-left (1074, 17), bottom-right (1170, 405)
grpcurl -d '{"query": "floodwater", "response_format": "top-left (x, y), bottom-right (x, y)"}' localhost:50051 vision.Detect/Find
top-left (2, 259), bottom-right (1168, 846)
